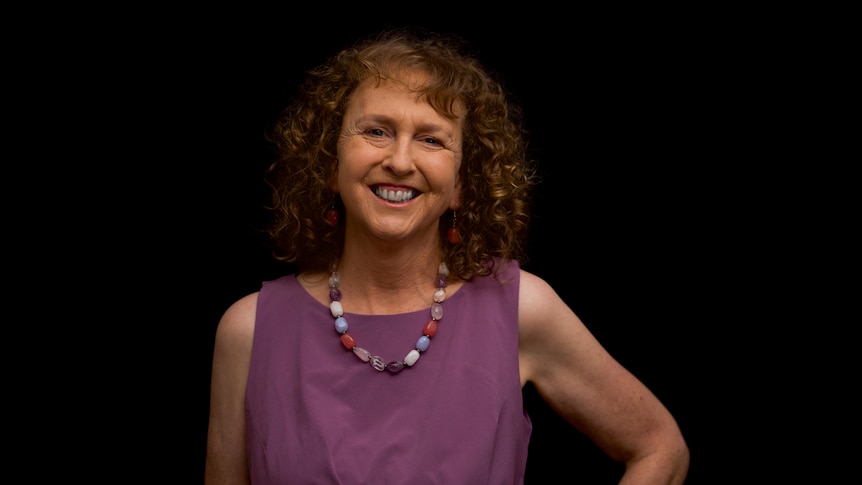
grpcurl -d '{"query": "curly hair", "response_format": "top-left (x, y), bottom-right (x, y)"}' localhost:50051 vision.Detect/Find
top-left (263, 28), bottom-right (538, 281)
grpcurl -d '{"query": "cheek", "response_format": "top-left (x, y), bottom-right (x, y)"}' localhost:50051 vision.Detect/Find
top-left (339, 142), bottom-right (378, 171)
top-left (334, 161), bottom-right (368, 194)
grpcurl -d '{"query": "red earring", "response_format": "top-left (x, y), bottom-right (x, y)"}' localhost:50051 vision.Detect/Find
top-left (447, 210), bottom-right (461, 244)
top-left (325, 201), bottom-right (339, 225)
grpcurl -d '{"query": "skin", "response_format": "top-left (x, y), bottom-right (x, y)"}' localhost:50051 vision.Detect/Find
top-left (206, 74), bottom-right (689, 484)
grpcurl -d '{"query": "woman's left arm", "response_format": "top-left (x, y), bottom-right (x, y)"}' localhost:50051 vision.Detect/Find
top-left (518, 269), bottom-right (690, 484)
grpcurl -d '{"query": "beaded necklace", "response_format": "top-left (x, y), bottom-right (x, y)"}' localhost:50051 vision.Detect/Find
top-left (329, 261), bottom-right (449, 373)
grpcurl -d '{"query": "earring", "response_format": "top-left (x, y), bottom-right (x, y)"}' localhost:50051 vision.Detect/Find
top-left (447, 209), bottom-right (461, 244)
top-left (325, 200), bottom-right (339, 225)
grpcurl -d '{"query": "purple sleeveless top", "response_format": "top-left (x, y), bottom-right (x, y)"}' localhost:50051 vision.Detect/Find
top-left (246, 259), bottom-right (532, 484)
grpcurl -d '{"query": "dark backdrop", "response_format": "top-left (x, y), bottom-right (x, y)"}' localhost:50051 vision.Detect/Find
top-left (133, 13), bottom-right (751, 484)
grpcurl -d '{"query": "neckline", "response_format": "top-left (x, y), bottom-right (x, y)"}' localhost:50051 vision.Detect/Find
top-left (292, 273), bottom-right (465, 317)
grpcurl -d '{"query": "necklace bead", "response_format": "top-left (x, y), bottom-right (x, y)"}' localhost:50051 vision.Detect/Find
top-left (330, 262), bottom-right (448, 373)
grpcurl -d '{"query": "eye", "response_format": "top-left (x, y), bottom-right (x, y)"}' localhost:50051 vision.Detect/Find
top-left (366, 128), bottom-right (386, 137)
top-left (422, 137), bottom-right (440, 145)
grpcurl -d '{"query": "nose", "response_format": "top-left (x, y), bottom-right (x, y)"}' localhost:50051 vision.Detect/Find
top-left (381, 138), bottom-right (415, 176)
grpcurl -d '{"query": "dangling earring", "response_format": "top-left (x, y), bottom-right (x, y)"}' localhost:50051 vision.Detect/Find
top-left (325, 198), bottom-right (339, 225)
top-left (447, 209), bottom-right (461, 244)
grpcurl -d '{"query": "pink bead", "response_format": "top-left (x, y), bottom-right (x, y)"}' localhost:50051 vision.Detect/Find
top-left (353, 347), bottom-right (371, 362)
top-left (431, 302), bottom-right (443, 320)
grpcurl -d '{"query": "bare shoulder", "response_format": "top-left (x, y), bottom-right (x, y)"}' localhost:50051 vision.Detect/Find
top-left (517, 269), bottom-right (589, 383)
top-left (517, 268), bottom-right (556, 305)
top-left (215, 292), bottom-right (259, 347)
top-left (517, 269), bottom-right (575, 335)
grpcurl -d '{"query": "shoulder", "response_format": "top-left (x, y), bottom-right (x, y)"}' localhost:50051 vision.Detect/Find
top-left (517, 268), bottom-right (582, 357)
top-left (223, 292), bottom-right (259, 321)
top-left (215, 292), bottom-right (259, 346)
top-left (517, 268), bottom-right (561, 314)
top-left (517, 269), bottom-right (562, 334)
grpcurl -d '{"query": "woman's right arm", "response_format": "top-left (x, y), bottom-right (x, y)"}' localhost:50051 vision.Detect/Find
top-left (205, 292), bottom-right (258, 485)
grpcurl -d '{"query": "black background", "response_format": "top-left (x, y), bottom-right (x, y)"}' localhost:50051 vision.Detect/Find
top-left (100, 10), bottom-right (782, 484)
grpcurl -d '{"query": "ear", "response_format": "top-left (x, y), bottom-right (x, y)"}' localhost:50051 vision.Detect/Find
top-left (449, 175), bottom-right (462, 210)
top-left (328, 160), bottom-right (340, 193)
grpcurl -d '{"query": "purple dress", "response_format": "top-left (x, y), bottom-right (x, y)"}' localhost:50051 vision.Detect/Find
top-left (246, 259), bottom-right (532, 484)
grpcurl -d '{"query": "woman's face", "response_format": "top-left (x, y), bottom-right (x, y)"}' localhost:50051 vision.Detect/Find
top-left (334, 73), bottom-right (463, 245)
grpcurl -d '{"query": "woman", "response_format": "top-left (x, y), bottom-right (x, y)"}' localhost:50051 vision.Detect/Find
top-left (206, 28), bottom-right (689, 484)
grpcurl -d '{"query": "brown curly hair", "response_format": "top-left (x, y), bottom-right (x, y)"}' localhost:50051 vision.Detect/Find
top-left (263, 28), bottom-right (537, 281)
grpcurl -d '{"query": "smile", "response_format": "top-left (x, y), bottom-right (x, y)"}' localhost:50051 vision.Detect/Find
top-left (373, 186), bottom-right (418, 202)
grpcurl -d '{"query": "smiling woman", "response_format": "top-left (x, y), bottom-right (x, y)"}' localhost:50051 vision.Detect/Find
top-left (333, 75), bottom-right (463, 251)
top-left (204, 27), bottom-right (689, 485)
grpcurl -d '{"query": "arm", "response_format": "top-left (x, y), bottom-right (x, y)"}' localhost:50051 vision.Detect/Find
top-left (518, 270), bottom-right (689, 484)
top-left (205, 292), bottom-right (258, 485)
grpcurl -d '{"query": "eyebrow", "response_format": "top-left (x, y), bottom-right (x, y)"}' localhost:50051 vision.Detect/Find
top-left (354, 115), bottom-right (456, 135)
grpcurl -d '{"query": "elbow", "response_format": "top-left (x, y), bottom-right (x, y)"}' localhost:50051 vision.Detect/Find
top-left (671, 439), bottom-right (691, 485)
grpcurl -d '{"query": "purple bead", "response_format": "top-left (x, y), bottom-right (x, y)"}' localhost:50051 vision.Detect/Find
top-left (436, 274), bottom-right (448, 288)
top-left (416, 335), bottom-right (430, 352)
top-left (386, 361), bottom-right (405, 373)
top-left (329, 287), bottom-right (342, 301)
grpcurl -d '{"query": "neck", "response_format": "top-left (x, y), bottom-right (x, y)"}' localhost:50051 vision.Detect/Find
top-left (334, 246), bottom-right (443, 314)
top-left (341, 237), bottom-right (441, 283)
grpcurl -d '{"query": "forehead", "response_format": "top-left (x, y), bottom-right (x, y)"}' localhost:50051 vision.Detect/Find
top-left (350, 72), bottom-right (426, 107)
top-left (349, 69), bottom-right (466, 118)
top-left (365, 66), bottom-right (431, 91)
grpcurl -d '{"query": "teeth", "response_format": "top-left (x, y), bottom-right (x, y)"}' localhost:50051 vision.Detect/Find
top-left (375, 187), bottom-right (415, 202)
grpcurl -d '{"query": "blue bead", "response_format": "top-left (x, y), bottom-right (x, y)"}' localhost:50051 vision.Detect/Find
top-left (335, 316), bottom-right (348, 333)
top-left (416, 335), bottom-right (430, 352)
